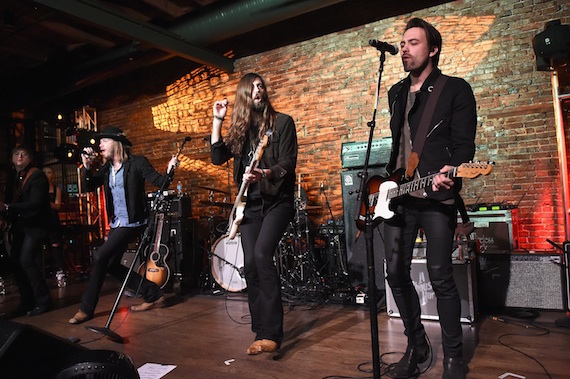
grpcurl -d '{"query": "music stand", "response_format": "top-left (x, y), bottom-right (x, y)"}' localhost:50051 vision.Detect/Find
top-left (86, 137), bottom-right (189, 342)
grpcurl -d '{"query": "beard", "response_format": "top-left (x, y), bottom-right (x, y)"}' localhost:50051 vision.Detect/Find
top-left (403, 55), bottom-right (430, 74)
top-left (252, 100), bottom-right (265, 113)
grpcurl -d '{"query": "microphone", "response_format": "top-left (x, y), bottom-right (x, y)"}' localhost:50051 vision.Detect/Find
top-left (368, 40), bottom-right (399, 55)
top-left (81, 149), bottom-right (98, 157)
top-left (184, 136), bottom-right (191, 142)
top-left (320, 182), bottom-right (325, 193)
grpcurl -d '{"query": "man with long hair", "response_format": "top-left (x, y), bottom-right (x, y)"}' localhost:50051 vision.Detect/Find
top-left (211, 73), bottom-right (298, 355)
top-left (383, 18), bottom-right (476, 379)
top-left (69, 126), bottom-right (179, 324)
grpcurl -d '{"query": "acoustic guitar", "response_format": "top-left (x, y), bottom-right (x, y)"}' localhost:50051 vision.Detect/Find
top-left (139, 212), bottom-right (171, 288)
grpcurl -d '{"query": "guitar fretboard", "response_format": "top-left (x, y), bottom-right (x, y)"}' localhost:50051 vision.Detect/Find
top-left (369, 169), bottom-right (456, 205)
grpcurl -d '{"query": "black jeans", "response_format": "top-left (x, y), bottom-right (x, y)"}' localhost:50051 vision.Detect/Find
top-left (10, 229), bottom-right (51, 310)
top-left (239, 199), bottom-right (294, 345)
top-left (80, 225), bottom-right (162, 316)
top-left (384, 197), bottom-right (462, 357)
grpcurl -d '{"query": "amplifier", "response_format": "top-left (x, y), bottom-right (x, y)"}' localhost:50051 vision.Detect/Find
top-left (341, 137), bottom-right (391, 168)
top-left (386, 258), bottom-right (478, 323)
top-left (318, 220), bottom-right (345, 236)
top-left (477, 252), bottom-right (564, 311)
top-left (146, 193), bottom-right (191, 218)
top-left (463, 209), bottom-right (519, 253)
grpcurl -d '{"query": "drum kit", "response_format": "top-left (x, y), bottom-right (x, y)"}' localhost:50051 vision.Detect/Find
top-left (196, 179), bottom-right (334, 302)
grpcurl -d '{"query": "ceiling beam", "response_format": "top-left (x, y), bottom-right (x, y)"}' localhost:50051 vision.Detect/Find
top-left (34, 0), bottom-right (235, 72)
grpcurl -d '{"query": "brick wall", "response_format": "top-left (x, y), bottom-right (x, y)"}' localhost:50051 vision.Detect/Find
top-left (97, 0), bottom-right (570, 251)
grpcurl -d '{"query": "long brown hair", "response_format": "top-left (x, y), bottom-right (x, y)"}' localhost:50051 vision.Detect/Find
top-left (102, 140), bottom-right (130, 165)
top-left (226, 73), bottom-right (276, 155)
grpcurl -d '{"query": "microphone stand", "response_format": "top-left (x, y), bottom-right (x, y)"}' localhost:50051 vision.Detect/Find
top-left (354, 49), bottom-right (387, 378)
top-left (86, 138), bottom-right (190, 342)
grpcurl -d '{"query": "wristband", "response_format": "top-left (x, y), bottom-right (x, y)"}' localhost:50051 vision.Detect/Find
top-left (214, 115), bottom-right (224, 121)
top-left (260, 169), bottom-right (267, 179)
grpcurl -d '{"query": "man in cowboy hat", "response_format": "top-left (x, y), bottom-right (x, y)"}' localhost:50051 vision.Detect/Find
top-left (69, 126), bottom-right (179, 324)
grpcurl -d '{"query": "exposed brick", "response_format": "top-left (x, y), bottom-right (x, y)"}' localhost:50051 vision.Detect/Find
top-left (93, 0), bottom-right (570, 252)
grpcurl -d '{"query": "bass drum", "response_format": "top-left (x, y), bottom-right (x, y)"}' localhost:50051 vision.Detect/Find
top-left (211, 234), bottom-right (247, 292)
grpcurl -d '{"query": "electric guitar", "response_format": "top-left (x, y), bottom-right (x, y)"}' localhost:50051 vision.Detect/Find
top-left (227, 132), bottom-right (271, 240)
top-left (357, 162), bottom-right (494, 230)
top-left (139, 212), bottom-right (171, 288)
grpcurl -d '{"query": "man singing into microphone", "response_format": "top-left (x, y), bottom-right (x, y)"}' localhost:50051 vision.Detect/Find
top-left (383, 18), bottom-right (477, 379)
top-left (69, 126), bottom-right (179, 324)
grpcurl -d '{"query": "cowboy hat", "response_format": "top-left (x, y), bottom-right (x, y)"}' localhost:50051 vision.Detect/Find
top-left (97, 126), bottom-right (132, 146)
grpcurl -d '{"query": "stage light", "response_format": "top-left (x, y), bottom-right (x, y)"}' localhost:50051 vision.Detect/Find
top-left (76, 129), bottom-right (98, 148)
top-left (54, 143), bottom-right (80, 164)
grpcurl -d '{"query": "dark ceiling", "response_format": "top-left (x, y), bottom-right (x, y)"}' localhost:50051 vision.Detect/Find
top-left (0, 0), bottom-right (452, 112)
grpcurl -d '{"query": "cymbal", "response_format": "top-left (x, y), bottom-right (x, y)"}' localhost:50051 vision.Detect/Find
top-left (199, 200), bottom-right (233, 208)
top-left (304, 205), bottom-right (322, 212)
top-left (196, 185), bottom-right (230, 194)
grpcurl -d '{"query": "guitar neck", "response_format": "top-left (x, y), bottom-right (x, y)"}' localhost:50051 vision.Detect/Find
top-left (154, 214), bottom-right (165, 250)
top-left (390, 169), bottom-right (456, 199)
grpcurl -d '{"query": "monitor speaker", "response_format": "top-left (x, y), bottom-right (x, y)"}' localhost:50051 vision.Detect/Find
top-left (341, 166), bottom-right (387, 291)
top-left (0, 319), bottom-right (138, 378)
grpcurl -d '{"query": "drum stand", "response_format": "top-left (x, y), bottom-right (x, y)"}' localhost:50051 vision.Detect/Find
top-left (321, 184), bottom-right (350, 292)
top-left (277, 197), bottom-right (326, 302)
top-left (199, 214), bottom-right (223, 294)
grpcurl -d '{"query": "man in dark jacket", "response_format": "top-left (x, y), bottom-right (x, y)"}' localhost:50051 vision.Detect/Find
top-left (69, 126), bottom-right (179, 324)
top-left (383, 18), bottom-right (477, 379)
top-left (211, 73), bottom-right (298, 355)
top-left (1, 146), bottom-right (52, 316)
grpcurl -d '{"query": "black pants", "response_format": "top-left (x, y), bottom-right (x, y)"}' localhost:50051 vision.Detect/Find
top-left (384, 197), bottom-right (463, 358)
top-left (9, 229), bottom-right (51, 310)
top-left (80, 225), bottom-right (163, 316)
top-left (239, 199), bottom-right (294, 345)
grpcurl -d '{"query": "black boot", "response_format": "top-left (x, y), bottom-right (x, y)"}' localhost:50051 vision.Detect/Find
top-left (388, 337), bottom-right (430, 379)
top-left (442, 356), bottom-right (467, 379)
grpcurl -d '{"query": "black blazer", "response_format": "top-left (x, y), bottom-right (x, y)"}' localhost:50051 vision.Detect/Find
top-left (5, 167), bottom-right (51, 238)
top-left (387, 68), bottom-right (477, 201)
top-left (82, 155), bottom-right (170, 225)
top-left (211, 112), bottom-right (298, 210)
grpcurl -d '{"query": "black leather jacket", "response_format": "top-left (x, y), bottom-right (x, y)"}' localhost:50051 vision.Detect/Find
top-left (387, 68), bottom-right (477, 201)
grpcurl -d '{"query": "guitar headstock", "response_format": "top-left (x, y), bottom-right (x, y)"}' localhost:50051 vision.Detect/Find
top-left (456, 161), bottom-right (494, 178)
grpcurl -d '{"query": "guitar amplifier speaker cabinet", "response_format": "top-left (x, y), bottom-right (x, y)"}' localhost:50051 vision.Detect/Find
top-left (341, 166), bottom-right (388, 291)
top-left (477, 253), bottom-right (564, 311)
top-left (146, 193), bottom-right (192, 218)
top-left (341, 138), bottom-right (392, 168)
top-left (465, 209), bottom-right (519, 253)
top-left (385, 258), bottom-right (478, 323)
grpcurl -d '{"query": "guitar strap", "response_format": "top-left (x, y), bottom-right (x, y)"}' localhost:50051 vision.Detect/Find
top-left (405, 75), bottom-right (448, 179)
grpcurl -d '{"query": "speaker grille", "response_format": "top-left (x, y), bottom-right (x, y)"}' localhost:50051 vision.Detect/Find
top-left (341, 166), bottom-right (387, 290)
top-left (478, 253), bottom-right (564, 311)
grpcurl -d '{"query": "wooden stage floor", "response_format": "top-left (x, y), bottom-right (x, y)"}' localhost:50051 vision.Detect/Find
top-left (1, 274), bottom-right (569, 379)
